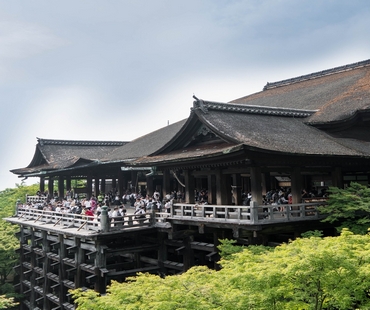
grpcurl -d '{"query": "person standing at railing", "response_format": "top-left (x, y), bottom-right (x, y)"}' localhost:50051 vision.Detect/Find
top-left (85, 206), bottom-right (94, 220)
top-left (164, 199), bottom-right (172, 213)
top-left (146, 198), bottom-right (154, 212)
top-left (134, 205), bottom-right (146, 221)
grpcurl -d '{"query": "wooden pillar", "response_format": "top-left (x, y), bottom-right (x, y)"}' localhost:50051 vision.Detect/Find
top-left (184, 169), bottom-right (195, 203)
top-left (95, 241), bottom-right (107, 294)
top-left (86, 173), bottom-right (92, 200)
top-left (250, 166), bottom-right (263, 205)
top-left (162, 170), bottom-right (171, 199)
top-left (291, 167), bottom-right (302, 204)
top-left (66, 176), bottom-right (71, 193)
top-left (331, 167), bottom-right (343, 188)
top-left (146, 176), bottom-right (154, 197)
top-left (131, 171), bottom-right (138, 193)
top-left (58, 234), bottom-right (67, 306)
top-left (118, 170), bottom-right (124, 197)
top-left (215, 169), bottom-right (229, 205)
top-left (18, 227), bottom-right (26, 310)
top-left (42, 231), bottom-right (51, 310)
top-left (58, 176), bottom-right (64, 200)
top-left (112, 178), bottom-right (117, 191)
top-left (183, 236), bottom-right (195, 271)
top-left (101, 178), bottom-right (106, 194)
top-left (158, 232), bottom-right (167, 275)
top-left (75, 239), bottom-right (84, 288)
top-left (261, 172), bottom-right (271, 195)
top-left (29, 229), bottom-right (36, 309)
top-left (207, 174), bottom-right (217, 205)
top-left (40, 177), bottom-right (45, 193)
top-left (196, 178), bottom-right (202, 192)
top-left (94, 178), bottom-right (99, 197)
top-left (232, 174), bottom-right (242, 205)
top-left (48, 178), bottom-right (54, 198)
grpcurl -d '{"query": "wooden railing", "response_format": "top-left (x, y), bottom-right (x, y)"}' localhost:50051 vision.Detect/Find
top-left (13, 200), bottom-right (327, 233)
top-left (26, 195), bottom-right (48, 203)
top-left (171, 201), bottom-right (326, 224)
top-left (15, 208), bottom-right (153, 232)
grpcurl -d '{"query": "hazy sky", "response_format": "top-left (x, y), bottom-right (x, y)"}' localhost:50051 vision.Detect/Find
top-left (1, 0), bottom-right (370, 190)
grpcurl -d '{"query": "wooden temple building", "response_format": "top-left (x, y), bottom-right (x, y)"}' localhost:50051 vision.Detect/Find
top-left (6, 59), bottom-right (370, 309)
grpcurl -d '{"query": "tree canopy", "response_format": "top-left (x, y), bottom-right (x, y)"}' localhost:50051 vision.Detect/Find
top-left (72, 230), bottom-right (370, 310)
top-left (319, 182), bottom-right (370, 234)
top-left (0, 183), bottom-right (39, 308)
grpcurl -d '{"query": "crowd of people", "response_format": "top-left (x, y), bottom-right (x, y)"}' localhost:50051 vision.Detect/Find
top-left (18, 189), bottom-right (185, 221)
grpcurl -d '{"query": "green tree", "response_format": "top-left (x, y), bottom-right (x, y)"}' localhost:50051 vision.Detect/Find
top-left (72, 230), bottom-right (370, 310)
top-left (319, 182), bottom-right (370, 234)
top-left (0, 183), bottom-right (39, 302)
top-left (0, 295), bottom-right (18, 309)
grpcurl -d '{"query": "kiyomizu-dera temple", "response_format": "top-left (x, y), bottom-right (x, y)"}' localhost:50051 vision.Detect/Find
top-left (7, 59), bottom-right (370, 309)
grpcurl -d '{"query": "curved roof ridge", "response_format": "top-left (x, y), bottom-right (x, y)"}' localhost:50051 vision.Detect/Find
top-left (194, 99), bottom-right (317, 118)
top-left (37, 137), bottom-right (127, 147)
top-left (263, 59), bottom-right (370, 90)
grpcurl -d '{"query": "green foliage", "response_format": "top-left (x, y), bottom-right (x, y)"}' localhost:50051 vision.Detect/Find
top-left (319, 182), bottom-right (370, 234)
top-left (0, 295), bottom-right (18, 309)
top-left (73, 231), bottom-right (370, 309)
top-left (217, 238), bottom-right (243, 260)
top-left (0, 183), bottom-right (39, 299)
top-left (301, 230), bottom-right (323, 238)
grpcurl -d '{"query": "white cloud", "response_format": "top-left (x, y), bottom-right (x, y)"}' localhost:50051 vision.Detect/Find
top-left (0, 20), bottom-right (67, 59)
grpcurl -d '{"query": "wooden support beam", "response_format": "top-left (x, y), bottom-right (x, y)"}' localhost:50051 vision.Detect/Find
top-left (175, 246), bottom-right (185, 254)
top-left (107, 266), bottom-right (159, 277)
top-left (205, 251), bottom-right (219, 262)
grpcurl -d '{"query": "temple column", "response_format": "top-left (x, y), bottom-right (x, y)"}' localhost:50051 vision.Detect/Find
top-left (250, 166), bottom-right (263, 205)
top-left (146, 176), bottom-right (154, 197)
top-left (58, 234), bottom-right (67, 306)
top-left (42, 231), bottom-right (51, 310)
top-left (184, 169), bottom-right (195, 203)
top-left (95, 241), bottom-right (107, 294)
top-left (261, 172), bottom-right (271, 196)
top-left (232, 174), bottom-right (242, 205)
top-left (66, 176), bottom-right (71, 194)
top-left (331, 167), bottom-right (343, 189)
top-left (86, 173), bottom-right (92, 200)
top-left (94, 177), bottom-right (99, 197)
top-left (101, 178), bottom-right (106, 194)
top-left (48, 178), bottom-right (54, 198)
top-left (75, 239), bottom-right (84, 288)
top-left (162, 170), bottom-right (171, 198)
top-left (111, 178), bottom-right (117, 191)
top-left (58, 176), bottom-right (64, 200)
top-left (118, 170), bottom-right (124, 197)
top-left (207, 174), bottom-right (216, 205)
top-left (131, 171), bottom-right (138, 193)
top-left (291, 167), bottom-right (302, 204)
top-left (215, 168), bottom-right (229, 205)
top-left (40, 177), bottom-right (45, 194)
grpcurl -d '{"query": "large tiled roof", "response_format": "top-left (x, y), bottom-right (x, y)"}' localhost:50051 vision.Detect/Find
top-left (194, 102), bottom-right (368, 157)
top-left (11, 138), bottom-right (127, 175)
top-left (230, 59), bottom-right (370, 125)
top-left (133, 141), bottom-right (239, 166)
top-left (11, 59), bottom-right (370, 177)
top-left (102, 119), bottom-right (187, 163)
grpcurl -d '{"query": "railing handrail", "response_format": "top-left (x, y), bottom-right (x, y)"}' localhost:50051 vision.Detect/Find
top-left (15, 208), bottom-right (153, 232)
top-left (171, 201), bottom-right (327, 224)
top-left (14, 200), bottom-right (327, 233)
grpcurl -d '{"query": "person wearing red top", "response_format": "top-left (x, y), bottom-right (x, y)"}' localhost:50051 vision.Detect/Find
top-left (85, 207), bottom-right (94, 220)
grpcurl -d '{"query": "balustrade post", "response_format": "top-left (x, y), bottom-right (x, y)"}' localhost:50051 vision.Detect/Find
top-left (100, 205), bottom-right (109, 232)
top-left (250, 201), bottom-right (259, 224)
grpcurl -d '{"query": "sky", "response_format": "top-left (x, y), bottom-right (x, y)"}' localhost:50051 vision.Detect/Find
top-left (1, 0), bottom-right (370, 191)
